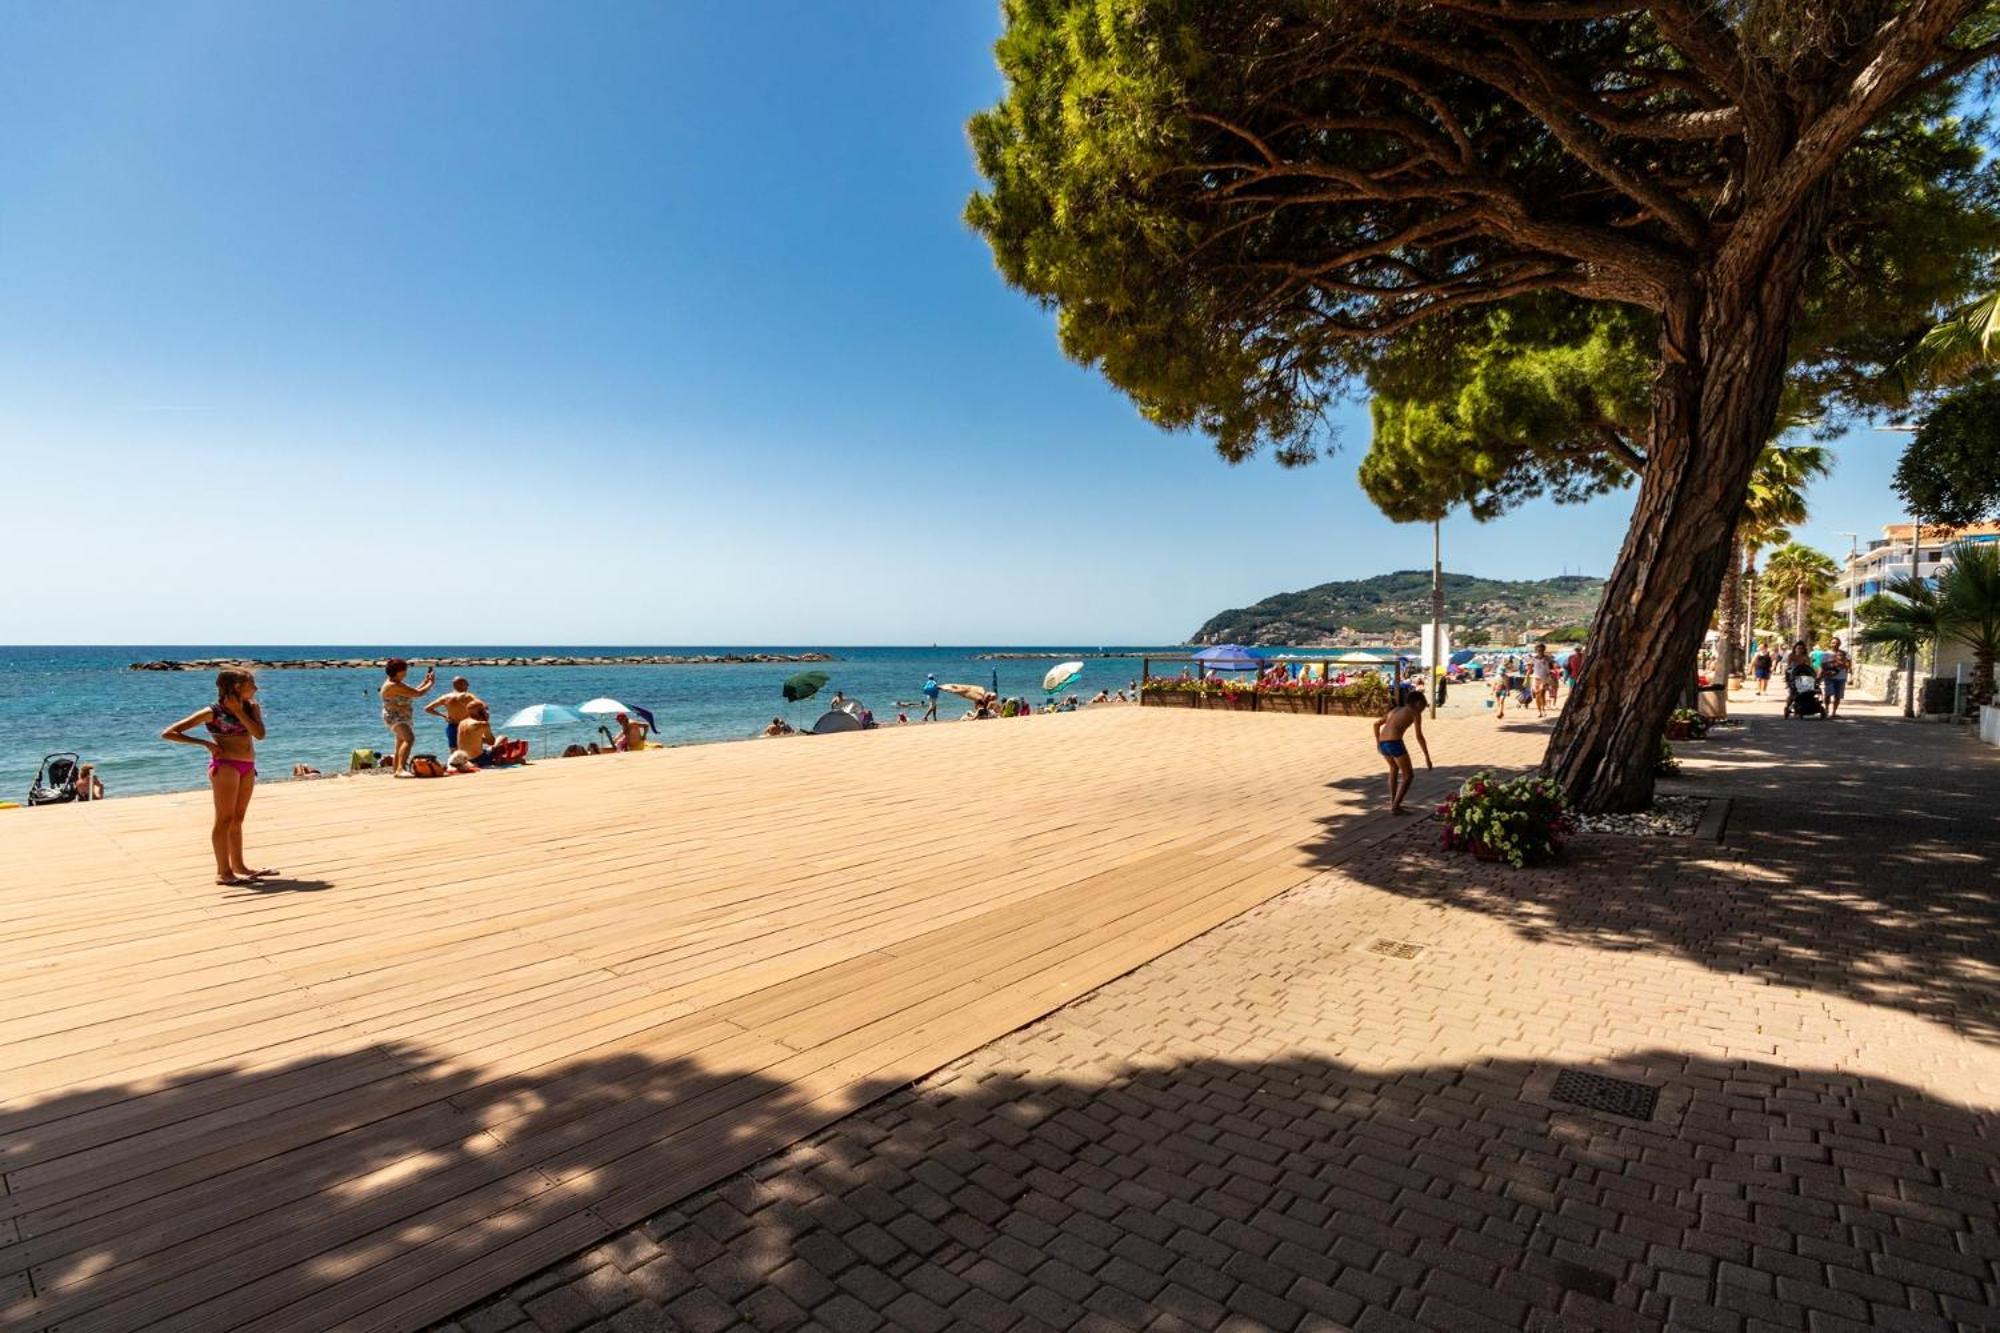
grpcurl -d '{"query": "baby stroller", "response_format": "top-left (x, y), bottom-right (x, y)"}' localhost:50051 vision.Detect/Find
top-left (27, 753), bottom-right (82, 806)
top-left (1784, 668), bottom-right (1824, 719)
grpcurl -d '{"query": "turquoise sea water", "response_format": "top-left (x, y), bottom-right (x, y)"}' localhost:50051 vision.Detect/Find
top-left (0, 646), bottom-right (1214, 801)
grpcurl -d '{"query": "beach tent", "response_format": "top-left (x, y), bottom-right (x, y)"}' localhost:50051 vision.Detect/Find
top-left (810, 709), bottom-right (863, 735)
top-left (1193, 644), bottom-right (1264, 671)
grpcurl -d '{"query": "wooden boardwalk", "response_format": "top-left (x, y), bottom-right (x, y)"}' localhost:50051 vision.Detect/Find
top-left (0, 706), bottom-right (1545, 1332)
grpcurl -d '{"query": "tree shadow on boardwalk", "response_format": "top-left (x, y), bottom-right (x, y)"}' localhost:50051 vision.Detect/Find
top-left (3, 1038), bottom-right (1997, 1333)
top-left (1303, 712), bottom-right (2000, 1045)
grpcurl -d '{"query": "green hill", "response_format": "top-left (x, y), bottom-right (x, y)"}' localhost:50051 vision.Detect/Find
top-left (1192, 571), bottom-right (1604, 646)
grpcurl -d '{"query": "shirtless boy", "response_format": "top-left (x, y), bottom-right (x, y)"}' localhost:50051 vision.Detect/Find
top-left (424, 676), bottom-right (481, 753)
top-left (1373, 690), bottom-right (1433, 814)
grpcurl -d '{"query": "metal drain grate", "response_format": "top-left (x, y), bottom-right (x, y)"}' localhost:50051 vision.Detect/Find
top-left (1550, 1070), bottom-right (1660, 1121)
top-left (1367, 939), bottom-right (1425, 960)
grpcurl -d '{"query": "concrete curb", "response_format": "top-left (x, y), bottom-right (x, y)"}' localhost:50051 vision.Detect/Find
top-left (1694, 795), bottom-right (1732, 843)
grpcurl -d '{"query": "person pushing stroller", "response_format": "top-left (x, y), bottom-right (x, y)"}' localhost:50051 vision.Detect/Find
top-left (1782, 641), bottom-right (1825, 719)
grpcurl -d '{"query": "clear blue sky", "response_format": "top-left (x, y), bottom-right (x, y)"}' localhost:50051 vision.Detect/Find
top-left (0, 1), bottom-right (1916, 645)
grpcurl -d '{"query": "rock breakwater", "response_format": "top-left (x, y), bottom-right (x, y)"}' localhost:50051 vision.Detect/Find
top-left (130, 652), bottom-right (837, 672)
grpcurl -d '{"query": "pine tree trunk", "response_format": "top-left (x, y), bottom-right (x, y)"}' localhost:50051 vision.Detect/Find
top-left (1547, 212), bottom-right (1825, 813)
top-left (1718, 534), bottom-right (1745, 679)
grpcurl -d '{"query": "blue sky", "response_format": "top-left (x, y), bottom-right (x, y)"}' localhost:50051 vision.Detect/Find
top-left (0, 1), bottom-right (1918, 645)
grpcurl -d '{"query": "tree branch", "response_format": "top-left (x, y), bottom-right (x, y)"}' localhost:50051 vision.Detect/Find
top-left (1722, 0), bottom-right (1987, 275)
top-left (1364, 25), bottom-right (1710, 247)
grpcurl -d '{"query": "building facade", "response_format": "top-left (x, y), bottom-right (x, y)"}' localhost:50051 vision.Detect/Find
top-left (1835, 520), bottom-right (2000, 619)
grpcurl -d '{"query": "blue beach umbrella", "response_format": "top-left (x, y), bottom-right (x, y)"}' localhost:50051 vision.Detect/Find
top-left (1193, 644), bottom-right (1265, 671)
top-left (501, 703), bottom-right (586, 728)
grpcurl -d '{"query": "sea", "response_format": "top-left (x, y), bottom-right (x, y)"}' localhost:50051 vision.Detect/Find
top-left (0, 645), bottom-right (1261, 801)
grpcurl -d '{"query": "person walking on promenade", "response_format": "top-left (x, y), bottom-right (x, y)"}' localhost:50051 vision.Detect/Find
top-left (424, 675), bottom-right (480, 754)
top-left (921, 673), bottom-right (940, 722)
top-left (1821, 637), bottom-right (1852, 717)
top-left (1753, 643), bottom-right (1774, 695)
top-left (1528, 641), bottom-right (1557, 716)
top-left (380, 658), bottom-right (435, 776)
top-left (1373, 689), bottom-right (1433, 815)
top-left (160, 668), bottom-right (275, 885)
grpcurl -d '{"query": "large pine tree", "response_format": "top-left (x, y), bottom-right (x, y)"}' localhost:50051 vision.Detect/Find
top-left (968, 0), bottom-right (2000, 810)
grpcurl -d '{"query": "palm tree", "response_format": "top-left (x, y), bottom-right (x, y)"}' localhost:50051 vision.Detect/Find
top-left (1939, 540), bottom-right (2000, 706)
top-left (1760, 542), bottom-right (1840, 646)
top-left (1899, 288), bottom-right (2000, 389)
top-left (1860, 574), bottom-right (1947, 715)
top-left (1719, 440), bottom-right (1830, 678)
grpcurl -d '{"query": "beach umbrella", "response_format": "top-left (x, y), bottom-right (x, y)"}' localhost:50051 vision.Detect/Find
top-left (782, 671), bottom-right (830, 703)
top-left (1042, 661), bottom-right (1084, 694)
top-left (578, 697), bottom-right (660, 734)
top-left (501, 703), bottom-right (586, 728)
top-left (939, 682), bottom-right (992, 703)
top-left (1193, 644), bottom-right (1265, 671)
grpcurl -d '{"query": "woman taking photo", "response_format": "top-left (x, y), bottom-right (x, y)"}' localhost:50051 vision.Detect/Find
top-left (161, 668), bottom-right (274, 885)
top-left (379, 658), bottom-right (435, 775)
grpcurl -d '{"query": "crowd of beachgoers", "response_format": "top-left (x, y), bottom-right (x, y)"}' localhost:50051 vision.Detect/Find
top-left (21, 658), bottom-right (1137, 885)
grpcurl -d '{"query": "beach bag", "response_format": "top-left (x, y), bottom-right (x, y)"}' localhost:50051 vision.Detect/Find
top-left (349, 748), bottom-right (378, 772)
top-left (408, 754), bottom-right (446, 778)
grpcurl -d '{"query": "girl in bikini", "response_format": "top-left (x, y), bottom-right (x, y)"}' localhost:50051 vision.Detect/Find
top-left (161, 669), bottom-right (276, 885)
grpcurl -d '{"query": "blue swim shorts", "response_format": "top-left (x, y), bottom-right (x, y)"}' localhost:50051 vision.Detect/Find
top-left (1377, 739), bottom-right (1409, 759)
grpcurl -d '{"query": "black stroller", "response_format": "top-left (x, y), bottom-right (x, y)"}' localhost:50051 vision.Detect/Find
top-left (1783, 668), bottom-right (1824, 719)
top-left (27, 752), bottom-right (82, 805)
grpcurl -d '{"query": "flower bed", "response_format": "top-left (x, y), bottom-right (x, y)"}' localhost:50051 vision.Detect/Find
top-left (1437, 771), bottom-right (1572, 868)
top-left (1139, 673), bottom-right (1393, 716)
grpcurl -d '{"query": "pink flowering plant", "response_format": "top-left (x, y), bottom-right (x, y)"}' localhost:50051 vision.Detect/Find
top-left (1437, 770), bottom-right (1572, 868)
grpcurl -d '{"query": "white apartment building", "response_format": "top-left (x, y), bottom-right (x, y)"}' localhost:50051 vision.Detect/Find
top-left (1834, 520), bottom-right (2000, 619)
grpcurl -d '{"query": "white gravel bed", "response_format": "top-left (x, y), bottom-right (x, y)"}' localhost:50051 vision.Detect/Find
top-left (1572, 795), bottom-right (1707, 837)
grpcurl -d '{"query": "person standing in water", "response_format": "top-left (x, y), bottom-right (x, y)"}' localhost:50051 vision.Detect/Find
top-left (380, 658), bottom-right (435, 775)
top-left (1373, 689), bottom-right (1433, 815)
top-left (161, 668), bottom-right (275, 885)
top-left (424, 675), bottom-right (480, 754)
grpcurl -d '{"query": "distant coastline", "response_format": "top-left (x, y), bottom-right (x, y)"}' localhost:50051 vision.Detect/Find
top-left (129, 651), bottom-right (838, 672)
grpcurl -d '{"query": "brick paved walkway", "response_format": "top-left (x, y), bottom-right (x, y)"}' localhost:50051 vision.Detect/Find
top-left (437, 697), bottom-right (2000, 1333)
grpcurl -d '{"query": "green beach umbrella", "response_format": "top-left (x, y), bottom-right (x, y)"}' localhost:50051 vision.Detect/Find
top-left (782, 671), bottom-right (830, 703)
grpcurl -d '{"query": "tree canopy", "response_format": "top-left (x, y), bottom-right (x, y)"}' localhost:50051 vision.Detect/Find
top-left (1355, 98), bottom-right (1996, 525)
top-left (1896, 375), bottom-right (2000, 526)
top-left (969, 0), bottom-right (2000, 470)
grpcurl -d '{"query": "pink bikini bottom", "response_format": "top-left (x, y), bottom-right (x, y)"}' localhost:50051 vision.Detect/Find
top-left (209, 757), bottom-right (257, 778)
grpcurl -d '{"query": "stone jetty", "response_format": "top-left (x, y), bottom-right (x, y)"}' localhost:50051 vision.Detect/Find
top-left (972, 650), bottom-right (1156, 661)
top-left (130, 652), bottom-right (836, 672)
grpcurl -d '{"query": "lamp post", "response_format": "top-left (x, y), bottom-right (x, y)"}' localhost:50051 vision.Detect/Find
top-left (1835, 530), bottom-right (1858, 652)
top-left (1430, 517), bottom-right (1443, 720)
top-left (1905, 521), bottom-right (1922, 717)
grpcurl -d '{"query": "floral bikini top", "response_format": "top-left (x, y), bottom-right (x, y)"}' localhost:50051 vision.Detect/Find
top-left (207, 700), bottom-right (250, 736)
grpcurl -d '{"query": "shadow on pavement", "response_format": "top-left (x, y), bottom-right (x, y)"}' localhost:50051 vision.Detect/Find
top-left (4, 1038), bottom-right (1997, 1333)
top-left (1302, 706), bottom-right (2000, 1045)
